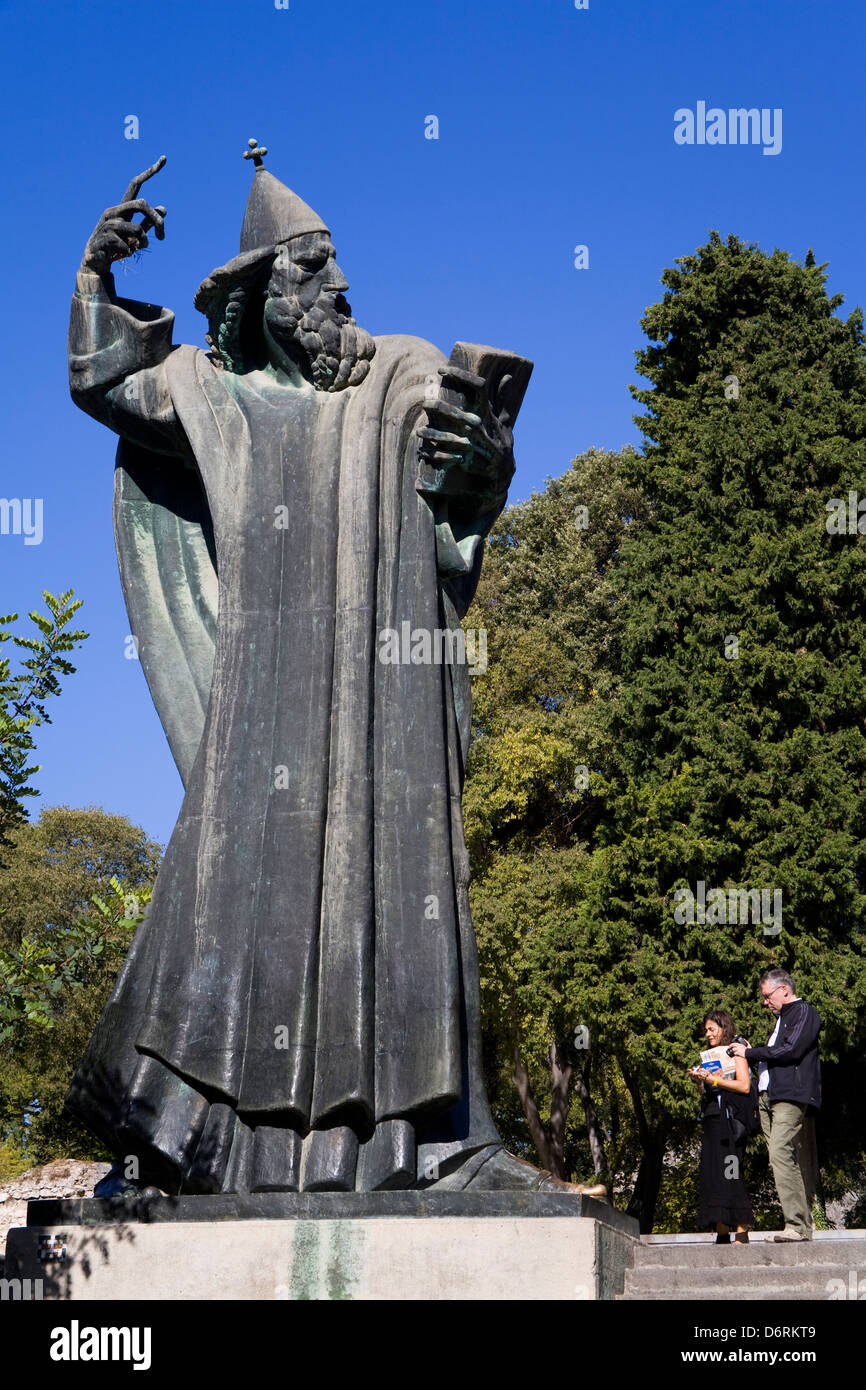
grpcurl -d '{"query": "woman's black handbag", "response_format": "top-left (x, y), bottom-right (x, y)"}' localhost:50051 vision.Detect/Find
top-left (726, 1078), bottom-right (761, 1142)
top-left (724, 1104), bottom-right (747, 1145)
top-left (743, 1078), bottom-right (762, 1136)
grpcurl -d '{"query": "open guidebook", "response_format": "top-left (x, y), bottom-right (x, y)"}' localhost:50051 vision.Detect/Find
top-left (698, 1045), bottom-right (737, 1080)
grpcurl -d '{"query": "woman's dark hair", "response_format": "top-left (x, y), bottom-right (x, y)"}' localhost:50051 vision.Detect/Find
top-left (703, 1010), bottom-right (735, 1045)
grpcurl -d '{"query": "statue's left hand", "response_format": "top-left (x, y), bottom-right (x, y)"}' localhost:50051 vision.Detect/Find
top-left (417, 365), bottom-right (514, 500)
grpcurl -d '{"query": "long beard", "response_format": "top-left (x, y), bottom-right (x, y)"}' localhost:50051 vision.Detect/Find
top-left (264, 289), bottom-right (376, 391)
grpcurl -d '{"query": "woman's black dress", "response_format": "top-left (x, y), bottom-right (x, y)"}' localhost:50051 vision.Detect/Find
top-left (698, 1083), bottom-right (754, 1229)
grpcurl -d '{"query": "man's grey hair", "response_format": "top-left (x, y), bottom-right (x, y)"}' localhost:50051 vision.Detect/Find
top-left (761, 967), bottom-right (795, 993)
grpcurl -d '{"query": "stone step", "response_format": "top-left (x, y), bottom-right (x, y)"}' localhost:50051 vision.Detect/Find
top-left (618, 1233), bottom-right (866, 1300)
top-left (642, 1229), bottom-right (864, 1242)
top-left (624, 1262), bottom-right (861, 1295)
top-left (633, 1238), bottom-right (866, 1268)
top-left (618, 1287), bottom-right (840, 1301)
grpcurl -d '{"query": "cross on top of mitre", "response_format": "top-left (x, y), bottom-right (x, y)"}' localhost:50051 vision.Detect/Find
top-left (243, 138), bottom-right (268, 169)
top-left (237, 141), bottom-right (330, 253)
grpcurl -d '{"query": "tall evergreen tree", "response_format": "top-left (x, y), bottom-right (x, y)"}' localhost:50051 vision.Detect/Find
top-left (588, 232), bottom-right (866, 1228)
top-left (467, 237), bottom-right (866, 1229)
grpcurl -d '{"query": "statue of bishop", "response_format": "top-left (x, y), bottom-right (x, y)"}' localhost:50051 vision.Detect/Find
top-left (66, 146), bottom-right (575, 1197)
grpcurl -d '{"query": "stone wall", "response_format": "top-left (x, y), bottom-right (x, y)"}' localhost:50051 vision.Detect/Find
top-left (0, 1160), bottom-right (110, 1266)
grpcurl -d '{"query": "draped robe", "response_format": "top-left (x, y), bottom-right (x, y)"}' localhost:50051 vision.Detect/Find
top-left (66, 268), bottom-right (517, 1192)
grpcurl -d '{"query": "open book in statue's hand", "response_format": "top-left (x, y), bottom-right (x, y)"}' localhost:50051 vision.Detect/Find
top-left (417, 342), bottom-right (533, 579)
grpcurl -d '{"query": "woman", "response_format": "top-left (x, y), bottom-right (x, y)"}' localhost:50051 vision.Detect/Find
top-left (689, 1010), bottom-right (754, 1245)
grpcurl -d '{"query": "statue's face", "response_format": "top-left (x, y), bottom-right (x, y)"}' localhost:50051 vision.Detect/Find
top-left (279, 233), bottom-right (350, 311)
top-left (263, 233), bottom-right (376, 391)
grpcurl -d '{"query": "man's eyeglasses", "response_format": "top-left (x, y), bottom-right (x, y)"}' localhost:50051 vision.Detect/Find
top-left (761, 985), bottom-right (785, 1002)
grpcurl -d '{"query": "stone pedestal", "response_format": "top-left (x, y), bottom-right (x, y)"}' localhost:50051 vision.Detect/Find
top-left (5, 1192), bottom-right (638, 1301)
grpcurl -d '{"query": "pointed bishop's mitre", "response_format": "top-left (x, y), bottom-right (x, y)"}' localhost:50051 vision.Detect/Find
top-left (195, 160), bottom-right (331, 316)
top-left (240, 168), bottom-right (329, 251)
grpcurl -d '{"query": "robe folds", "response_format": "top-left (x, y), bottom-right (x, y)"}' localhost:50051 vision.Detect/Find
top-left (66, 270), bottom-right (504, 1192)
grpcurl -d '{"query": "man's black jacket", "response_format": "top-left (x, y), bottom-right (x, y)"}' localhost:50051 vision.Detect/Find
top-left (746, 998), bottom-right (822, 1110)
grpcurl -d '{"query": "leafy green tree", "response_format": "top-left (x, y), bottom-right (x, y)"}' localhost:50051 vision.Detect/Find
top-left (0, 590), bottom-right (88, 858)
top-left (465, 447), bottom-right (650, 1184)
top-left (0, 875), bottom-right (152, 1045)
top-left (0, 806), bottom-right (161, 1167)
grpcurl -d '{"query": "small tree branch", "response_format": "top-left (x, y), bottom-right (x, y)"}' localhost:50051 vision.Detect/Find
top-left (547, 1040), bottom-right (573, 1180)
top-left (572, 1051), bottom-right (609, 1179)
top-left (512, 1045), bottom-right (554, 1171)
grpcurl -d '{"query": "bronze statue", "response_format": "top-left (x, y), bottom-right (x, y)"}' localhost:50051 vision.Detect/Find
top-left (66, 145), bottom-right (582, 1196)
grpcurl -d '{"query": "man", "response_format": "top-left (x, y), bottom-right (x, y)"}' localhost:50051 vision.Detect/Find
top-left (730, 969), bottom-right (821, 1241)
top-left (64, 146), bottom-right (580, 1197)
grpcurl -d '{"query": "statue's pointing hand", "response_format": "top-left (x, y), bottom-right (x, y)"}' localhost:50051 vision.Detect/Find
top-left (81, 156), bottom-right (168, 275)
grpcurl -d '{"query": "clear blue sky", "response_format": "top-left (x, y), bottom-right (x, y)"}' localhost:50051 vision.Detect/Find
top-left (1, 0), bottom-right (864, 846)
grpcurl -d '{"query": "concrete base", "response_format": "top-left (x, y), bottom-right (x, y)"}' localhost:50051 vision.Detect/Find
top-left (5, 1193), bottom-right (638, 1301)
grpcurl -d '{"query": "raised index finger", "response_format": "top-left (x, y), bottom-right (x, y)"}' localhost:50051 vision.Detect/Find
top-left (121, 155), bottom-right (167, 205)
